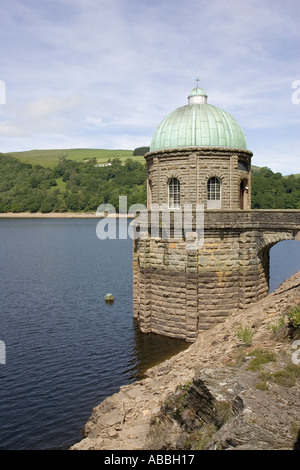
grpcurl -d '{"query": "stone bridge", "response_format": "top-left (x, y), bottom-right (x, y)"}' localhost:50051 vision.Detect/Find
top-left (133, 210), bottom-right (300, 342)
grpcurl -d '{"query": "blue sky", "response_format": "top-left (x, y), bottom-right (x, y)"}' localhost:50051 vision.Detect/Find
top-left (0, 0), bottom-right (299, 174)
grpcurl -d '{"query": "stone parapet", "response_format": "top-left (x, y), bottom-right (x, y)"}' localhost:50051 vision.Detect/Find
top-left (134, 209), bottom-right (300, 233)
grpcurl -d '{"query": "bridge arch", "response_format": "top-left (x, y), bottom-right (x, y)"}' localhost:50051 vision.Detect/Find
top-left (269, 239), bottom-right (300, 292)
top-left (256, 230), bottom-right (300, 295)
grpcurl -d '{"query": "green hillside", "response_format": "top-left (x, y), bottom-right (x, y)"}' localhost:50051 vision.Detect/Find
top-left (0, 149), bottom-right (300, 213)
top-left (0, 153), bottom-right (147, 213)
top-left (4, 148), bottom-right (139, 168)
top-left (4, 150), bottom-right (298, 178)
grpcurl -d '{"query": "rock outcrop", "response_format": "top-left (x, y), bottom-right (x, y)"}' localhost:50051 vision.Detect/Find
top-left (70, 272), bottom-right (300, 450)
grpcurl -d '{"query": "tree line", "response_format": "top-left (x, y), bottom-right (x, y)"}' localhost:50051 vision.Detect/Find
top-left (0, 153), bottom-right (299, 212)
top-left (251, 167), bottom-right (300, 209)
top-left (133, 146), bottom-right (150, 156)
top-left (0, 154), bottom-right (147, 213)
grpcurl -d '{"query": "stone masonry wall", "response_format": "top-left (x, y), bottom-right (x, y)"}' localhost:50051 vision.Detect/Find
top-left (145, 147), bottom-right (252, 211)
top-left (133, 210), bottom-right (300, 342)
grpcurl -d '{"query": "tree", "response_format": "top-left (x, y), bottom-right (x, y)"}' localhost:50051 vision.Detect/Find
top-left (133, 146), bottom-right (150, 156)
top-left (40, 200), bottom-right (53, 213)
top-left (251, 167), bottom-right (300, 209)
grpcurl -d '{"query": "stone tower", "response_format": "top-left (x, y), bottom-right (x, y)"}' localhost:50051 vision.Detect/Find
top-left (132, 85), bottom-right (300, 342)
top-left (147, 86), bottom-right (252, 211)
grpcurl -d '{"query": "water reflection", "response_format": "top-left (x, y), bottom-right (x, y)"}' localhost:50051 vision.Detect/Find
top-left (126, 319), bottom-right (190, 380)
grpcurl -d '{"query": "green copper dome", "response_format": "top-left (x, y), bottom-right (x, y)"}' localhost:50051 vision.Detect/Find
top-left (189, 86), bottom-right (207, 97)
top-left (150, 87), bottom-right (247, 151)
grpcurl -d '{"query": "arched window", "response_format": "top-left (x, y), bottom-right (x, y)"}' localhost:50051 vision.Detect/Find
top-left (147, 179), bottom-right (152, 209)
top-left (168, 178), bottom-right (180, 209)
top-left (240, 179), bottom-right (248, 210)
top-left (207, 177), bottom-right (221, 209)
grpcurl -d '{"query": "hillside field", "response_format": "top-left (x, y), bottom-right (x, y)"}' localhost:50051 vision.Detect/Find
top-left (4, 150), bottom-right (299, 178)
top-left (4, 148), bottom-right (143, 168)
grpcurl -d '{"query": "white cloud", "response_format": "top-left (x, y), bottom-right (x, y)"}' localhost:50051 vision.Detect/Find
top-left (0, 121), bottom-right (26, 137)
top-left (22, 96), bottom-right (80, 120)
top-left (0, 0), bottom-right (299, 174)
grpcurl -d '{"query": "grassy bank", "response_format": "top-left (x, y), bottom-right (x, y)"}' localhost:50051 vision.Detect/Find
top-left (4, 148), bottom-right (141, 168)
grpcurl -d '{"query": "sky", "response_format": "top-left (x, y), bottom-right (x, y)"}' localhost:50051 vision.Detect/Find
top-left (0, 0), bottom-right (299, 174)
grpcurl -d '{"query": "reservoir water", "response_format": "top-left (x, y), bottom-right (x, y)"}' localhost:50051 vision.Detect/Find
top-left (0, 218), bottom-right (299, 450)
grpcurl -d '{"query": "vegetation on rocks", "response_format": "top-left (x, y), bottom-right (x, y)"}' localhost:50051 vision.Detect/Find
top-left (288, 305), bottom-right (300, 329)
top-left (145, 345), bottom-right (300, 450)
top-left (234, 323), bottom-right (254, 347)
top-left (246, 349), bottom-right (277, 372)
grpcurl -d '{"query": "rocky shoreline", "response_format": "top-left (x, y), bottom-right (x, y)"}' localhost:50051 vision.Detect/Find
top-left (70, 272), bottom-right (300, 450)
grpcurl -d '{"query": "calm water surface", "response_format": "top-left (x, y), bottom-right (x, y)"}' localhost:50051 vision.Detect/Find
top-left (0, 219), bottom-right (299, 450)
top-left (0, 218), bottom-right (189, 450)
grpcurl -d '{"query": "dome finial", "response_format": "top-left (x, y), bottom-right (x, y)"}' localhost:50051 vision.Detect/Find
top-left (188, 80), bottom-right (208, 104)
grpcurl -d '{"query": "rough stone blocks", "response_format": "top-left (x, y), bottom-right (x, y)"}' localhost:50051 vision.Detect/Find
top-left (133, 210), bottom-right (300, 342)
